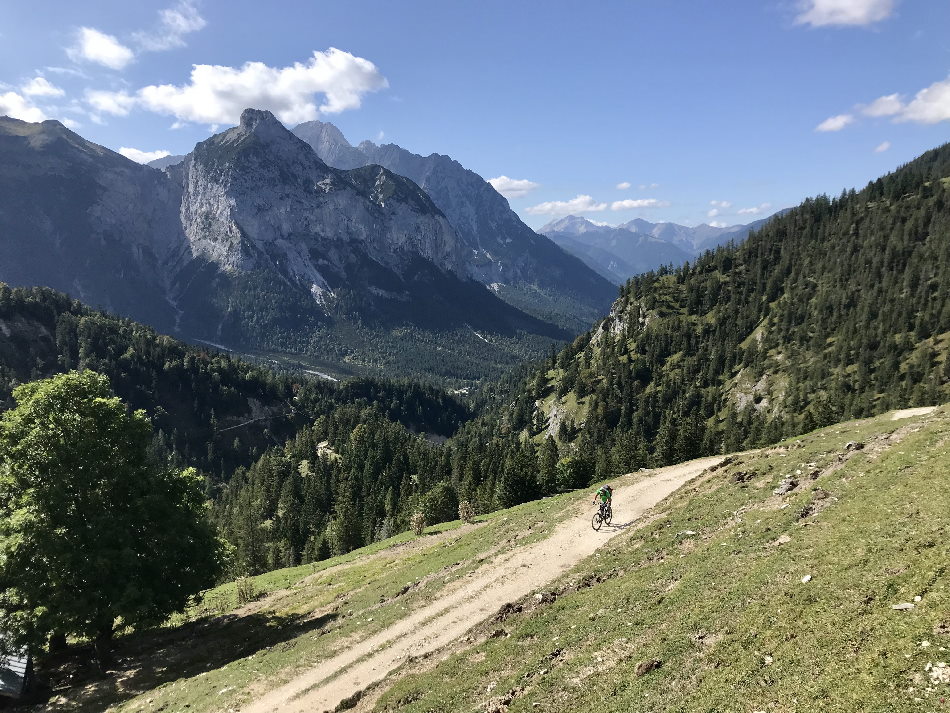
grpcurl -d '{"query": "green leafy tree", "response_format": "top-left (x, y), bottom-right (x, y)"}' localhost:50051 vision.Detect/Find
top-left (0, 371), bottom-right (224, 666)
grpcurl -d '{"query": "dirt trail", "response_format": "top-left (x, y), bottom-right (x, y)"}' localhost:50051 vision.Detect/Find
top-left (890, 406), bottom-right (937, 420)
top-left (242, 455), bottom-right (725, 713)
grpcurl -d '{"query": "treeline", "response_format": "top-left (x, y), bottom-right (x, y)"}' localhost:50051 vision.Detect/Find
top-left (0, 284), bottom-right (471, 483)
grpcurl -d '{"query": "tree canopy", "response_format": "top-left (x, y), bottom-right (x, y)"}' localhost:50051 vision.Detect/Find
top-left (0, 371), bottom-right (223, 661)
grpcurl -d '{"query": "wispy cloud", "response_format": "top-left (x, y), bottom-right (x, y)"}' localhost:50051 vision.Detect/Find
top-left (819, 75), bottom-right (950, 132)
top-left (611, 198), bottom-right (669, 211)
top-left (488, 175), bottom-right (540, 199)
top-left (21, 76), bottom-right (65, 98)
top-left (67, 27), bottom-right (134, 70)
top-left (526, 195), bottom-right (607, 216)
top-left (616, 181), bottom-right (631, 190)
top-left (738, 202), bottom-right (773, 216)
top-left (83, 48), bottom-right (387, 126)
top-left (119, 147), bottom-right (172, 163)
top-left (795, 0), bottom-right (897, 27)
top-left (638, 182), bottom-right (659, 190)
top-left (815, 113), bottom-right (854, 132)
top-left (133, 1), bottom-right (206, 52)
top-left (708, 199), bottom-right (731, 217)
top-left (874, 141), bottom-right (891, 153)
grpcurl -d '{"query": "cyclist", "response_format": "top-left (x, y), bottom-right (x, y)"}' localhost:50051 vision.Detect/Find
top-left (592, 484), bottom-right (613, 514)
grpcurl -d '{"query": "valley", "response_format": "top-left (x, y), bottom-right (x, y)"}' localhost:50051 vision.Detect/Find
top-left (2, 4), bottom-right (949, 710)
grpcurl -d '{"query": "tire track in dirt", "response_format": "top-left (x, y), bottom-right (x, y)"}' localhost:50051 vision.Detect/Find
top-left (242, 455), bottom-right (725, 713)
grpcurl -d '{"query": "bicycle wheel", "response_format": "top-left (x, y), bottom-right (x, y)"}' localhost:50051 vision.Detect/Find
top-left (591, 511), bottom-right (603, 531)
top-left (604, 505), bottom-right (612, 525)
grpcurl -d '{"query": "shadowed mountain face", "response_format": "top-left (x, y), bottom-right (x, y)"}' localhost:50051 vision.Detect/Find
top-left (540, 214), bottom-right (777, 284)
top-left (0, 111), bottom-right (568, 382)
top-left (293, 120), bottom-right (618, 331)
top-left (0, 117), bottom-right (187, 331)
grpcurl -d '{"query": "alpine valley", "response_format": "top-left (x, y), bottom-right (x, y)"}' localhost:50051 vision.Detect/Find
top-left (0, 110), bottom-right (617, 385)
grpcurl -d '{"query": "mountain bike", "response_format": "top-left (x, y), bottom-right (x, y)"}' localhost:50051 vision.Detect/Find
top-left (591, 502), bottom-right (612, 531)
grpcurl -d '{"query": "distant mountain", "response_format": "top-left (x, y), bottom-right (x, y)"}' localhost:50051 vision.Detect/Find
top-left (541, 214), bottom-right (777, 284)
top-left (622, 216), bottom-right (774, 253)
top-left (148, 154), bottom-right (187, 170)
top-left (292, 120), bottom-right (617, 331)
top-left (0, 111), bottom-right (569, 383)
top-left (540, 216), bottom-right (694, 284)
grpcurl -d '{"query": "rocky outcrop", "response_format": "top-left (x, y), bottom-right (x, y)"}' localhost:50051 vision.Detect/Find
top-left (293, 120), bottom-right (617, 329)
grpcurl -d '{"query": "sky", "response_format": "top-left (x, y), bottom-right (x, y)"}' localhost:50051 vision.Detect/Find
top-left (1, 0), bottom-right (949, 229)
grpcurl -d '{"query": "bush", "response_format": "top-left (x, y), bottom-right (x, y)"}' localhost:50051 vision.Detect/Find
top-left (410, 512), bottom-right (427, 536)
top-left (458, 500), bottom-right (476, 523)
top-left (235, 576), bottom-right (259, 605)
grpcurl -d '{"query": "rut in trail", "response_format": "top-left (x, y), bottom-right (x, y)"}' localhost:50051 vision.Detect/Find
top-left (243, 455), bottom-right (725, 713)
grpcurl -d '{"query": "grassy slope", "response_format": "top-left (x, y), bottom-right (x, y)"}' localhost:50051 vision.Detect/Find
top-left (377, 408), bottom-right (949, 712)
top-left (32, 408), bottom-right (949, 713)
top-left (35, 489), bottom-right (585, 713)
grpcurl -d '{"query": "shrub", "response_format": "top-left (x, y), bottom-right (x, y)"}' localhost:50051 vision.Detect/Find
top-left (235, 576), bottom-right (259, 605)
top-left (458, 500), bottom-right (476, 523)
top-left (410, 511), bottom-right (427, 536)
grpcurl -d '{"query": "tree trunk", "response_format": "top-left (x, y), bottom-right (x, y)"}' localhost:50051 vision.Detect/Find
top-left (93, 626), bottom-right (114, 672)
top-left (48, 632), bottom-right (68, 653)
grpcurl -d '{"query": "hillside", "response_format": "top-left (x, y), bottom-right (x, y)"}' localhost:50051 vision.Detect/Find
top-left (512, 142), bottom-right (950, 480)
top-left (0, 283), bottom-right (471, 483)
top-left (24, 407), bottom-right (948, 712)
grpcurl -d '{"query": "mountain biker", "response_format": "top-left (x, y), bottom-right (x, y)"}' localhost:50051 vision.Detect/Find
top-left (592, 484), bottom-right (613, 512)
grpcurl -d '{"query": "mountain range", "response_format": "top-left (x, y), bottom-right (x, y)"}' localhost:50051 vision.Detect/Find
top-left (289, 120), bottom-right (617, 329)
top-left (540, 214), bottom-right (776, 284)
top-left (0, 110), bottom-right (614, 383)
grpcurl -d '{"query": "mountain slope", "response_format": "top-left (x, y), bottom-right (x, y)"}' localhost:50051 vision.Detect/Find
top-left (27, 408), bottom-right (949, 713)
top-left (293, 120), bottom-right (617, 330)
top-left (376, 408), bottom-right (949, 713)
top-left (0, 117), bottom-right (186, 332)
top-left (0, 112), bottom-right (569, 384)
top-left (520, 142), bottom-right (950, 478)
top-left (541, 214), bottom-right (776, 284)
top-left (541, 216), bottom-right (695, 284)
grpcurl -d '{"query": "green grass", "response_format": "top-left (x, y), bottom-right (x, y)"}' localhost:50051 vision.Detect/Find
top-left (377, 407), bottom-right (950, 712)
top-left (40, 486), bottom-right (588, 713)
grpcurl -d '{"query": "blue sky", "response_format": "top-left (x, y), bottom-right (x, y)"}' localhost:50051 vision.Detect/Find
top-left (1, 0), bottom-right (949, 228)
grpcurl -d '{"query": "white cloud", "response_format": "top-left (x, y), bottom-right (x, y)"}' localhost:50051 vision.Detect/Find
top-left (709, 200), bottom-right (732, 208)
top-left (898, 76), bottom-right (950, 124)
top-left (616, 181), bottom-right (631, 190)
top-left (526, 195), bottom-right (608, 216)
top-left (795, 0), bottom-right (896, 27)
top-left (488, 175), bottom-right (540, 199)
top-left (126, 48), bottom-right (387, 125)
top-left (709, 221), bottom-right (728, 228)
top-left (67, 27), bottom-right (134, 70)
top-left (708, 208), bottom-right (721, 218)
top-left (638, 182), bottom-right (659, 190)
top-left (827, 75), bottom-right (950, 131)
top-left (738, 202), bottom-right (773, 216)
top-left (0, 92), bottom-right (47, 122)
top-left (21, 76), bottom-right (64, 98)
top-left (874, 140), bottom-right (891, 153)
top-left (119, 147), bottom-right (172, 163)
top-left (861, 93), bottom-right (903, 117)
top-left (815, 113), bottom-right (854, 132)
top-left (86, 89), bottom-right (137, 116)
top-left (61, 117), bottom-right (81, 129)
top-left (134, 1), bottom-right (206, 51)
top-left (610, 198), bottom-right (669, 211)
